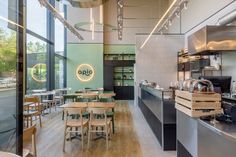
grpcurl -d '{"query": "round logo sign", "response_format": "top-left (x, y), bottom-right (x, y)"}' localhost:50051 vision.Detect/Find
top-left (31, 63), bottom-right (47, 83)
top-left (76, 64), bottom-right (95, 82)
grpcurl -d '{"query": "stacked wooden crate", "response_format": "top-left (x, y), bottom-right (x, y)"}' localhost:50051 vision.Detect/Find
top-left (175, 90), bottom-right (222, 117)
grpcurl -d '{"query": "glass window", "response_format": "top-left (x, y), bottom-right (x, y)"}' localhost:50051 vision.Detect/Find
top-left (55, 56), bottom-right (64, 89)
top-left (55, 2), bottom-right (65, 56)
top-left (26, 34), bottom-right (47, 93)
top-left (27, 0), bottom-right (47, 38)
top-left (0, 0), bottom-right (18, 153)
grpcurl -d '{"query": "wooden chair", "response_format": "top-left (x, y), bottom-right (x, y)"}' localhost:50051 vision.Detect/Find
top-left (87, 107), bottom-right (112, 150)
top-left (80, 92), bottom-right (98, 102)
top-left (99, 92), bottom-right (116, 102)
top-left (53, 90), bottom-right (64, 106)
top-left (63, 95), bottom-right (76, 104)
top-left (63, 107), bottom-right (89, 151)
top-left (23, 125), bottom-right (37, 157)
top-left (91, 100), bottom-right (116, 133)
top-left (42, 91), bottom-right (56, 113)
top-left (24, 97), bottom-right (42, 128)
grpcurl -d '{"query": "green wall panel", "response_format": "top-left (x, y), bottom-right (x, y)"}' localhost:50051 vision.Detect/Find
top-left (67, 43), bottom-right (103, 91)
top-left (104, 44), bottom-right (135, 54)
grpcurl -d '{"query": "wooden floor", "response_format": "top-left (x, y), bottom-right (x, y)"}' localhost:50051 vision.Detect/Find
top-left (24, 101), bottom-right (143, 157)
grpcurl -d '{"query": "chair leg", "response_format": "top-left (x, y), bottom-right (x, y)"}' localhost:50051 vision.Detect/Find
top-left (87, 125), bottom-right (91, 150)
top-left (63, 127), bottom-right (67, 152)
top-left (106, 125), bottom-right (109, 150)
top-left (30, 116), bottom-right (33, 126)
top-left (109, 123), bottom-right (112, 139)
top-left (54, 102), bottom-right (57, 111)
top-left (69, 127), bottom-right (72, 141)
top-left (62, 110), bottom-right (64, 120)
top-left (81, 127), bottom-right (84, 150)
top-left (26, 117), bottom-right (29, 128)
top-left (112, 116), bottom-right (115, 134)
top-left (49, 103), bottom-right (52, 113)
top-left (39, 115), bottom-right (42, 128)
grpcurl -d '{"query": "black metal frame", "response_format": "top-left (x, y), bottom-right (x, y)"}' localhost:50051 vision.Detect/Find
top-left (19, 0), bottom-right (67, 153)
top-left (16, 0), bottom-right (24, 155)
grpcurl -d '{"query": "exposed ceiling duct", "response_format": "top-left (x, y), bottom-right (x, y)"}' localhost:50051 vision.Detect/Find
top-left (218, 9), bottom-right (236, 26)
top-left (188, 26), bottom-right (236, 55)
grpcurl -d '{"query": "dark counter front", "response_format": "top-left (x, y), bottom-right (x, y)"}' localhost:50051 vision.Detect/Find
top-left (138, 85), bottom-right (176, 150)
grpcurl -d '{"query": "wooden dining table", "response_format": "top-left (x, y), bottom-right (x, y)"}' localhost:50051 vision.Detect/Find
top-left (60, 102), bottom-right (115, 109)
top-left (63, 91), bottom-right (115, 98)
top-left (60, 102), bottom-right (115, 120)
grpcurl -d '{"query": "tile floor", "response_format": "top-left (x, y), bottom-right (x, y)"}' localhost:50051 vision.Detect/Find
top-left (128, 101), bottom-right (176, 157)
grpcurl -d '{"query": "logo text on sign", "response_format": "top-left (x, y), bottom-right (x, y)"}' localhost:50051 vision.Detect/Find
top-left (76, 64), bottom-right (95, 82)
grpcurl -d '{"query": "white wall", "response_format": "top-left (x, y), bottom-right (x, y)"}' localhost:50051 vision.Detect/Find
top-left (135, 35), bottom-right (184, 89)
top-left (67, 5), bottom-right (103, 43)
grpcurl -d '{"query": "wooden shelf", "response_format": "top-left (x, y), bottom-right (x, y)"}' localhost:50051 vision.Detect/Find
top-left (114, 71), bottom-right (133, 73)
top-left (114, 78), bottom-right (134, 80)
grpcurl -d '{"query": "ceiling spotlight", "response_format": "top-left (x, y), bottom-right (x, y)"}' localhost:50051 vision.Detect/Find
top-left (118, 1), bottom-right (124, 8)
top-left (164, 25), bottom-right (168, 30)
top-left (117, 15), bottom-right (122, 22)
top-left (168, 19), bottom-right (172, 26)
top-left (184, 2), bottom-right (188, 10)
top-left (118, 23), bottom-right (122, 29)
top-left (175, 11), bottom-right (180, 18)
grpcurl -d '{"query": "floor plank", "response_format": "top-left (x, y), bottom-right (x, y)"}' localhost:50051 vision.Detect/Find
top-left (24, 101), bottom-right (143, 157)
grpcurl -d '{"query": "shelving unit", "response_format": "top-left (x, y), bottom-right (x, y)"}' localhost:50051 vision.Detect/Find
top-left (104, 53), bottom-right (135, 100)
top-left (104, 53), bottom-right (135, 61)
top-left (177, 50), bottom-right (211, 80)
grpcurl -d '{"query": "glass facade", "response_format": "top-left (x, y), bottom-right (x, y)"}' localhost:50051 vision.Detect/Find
top-left (26, 34), bottom-right (47, 93)
top-left (0, 0), bottom-right (23, 154)
top-left (26, 0), bottom-right (47, 38)
top-left (55, 1), bottom-right (66, 89)
top-left (26, 0), bottom-right (66, 93)
top-left (0, 0), bottom-right (66, 154)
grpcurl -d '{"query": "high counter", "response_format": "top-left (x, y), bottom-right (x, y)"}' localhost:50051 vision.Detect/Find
top-left (138, 84), bottom-right (176, 150)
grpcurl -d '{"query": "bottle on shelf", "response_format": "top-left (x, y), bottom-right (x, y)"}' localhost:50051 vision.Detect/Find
top-left (231, 80), bottom-right (236, 95)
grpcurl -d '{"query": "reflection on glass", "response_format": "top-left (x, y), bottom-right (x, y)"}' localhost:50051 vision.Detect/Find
top-left (55, 56), bottom-right (64, 89)
top-left (27, 0), bottom-right (47, 38)
top-left (0, 0), bottom-right (17, 153)
top-left (55, 1), bottom-right (65, 56)
top-left (27, 34), bottom-right (47, 93)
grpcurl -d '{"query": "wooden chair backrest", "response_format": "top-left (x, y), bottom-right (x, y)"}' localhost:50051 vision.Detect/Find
top-left (64, 107), bottom-right (87, 126)
top-left (65, 107), bottom-right (86, 116)
top-left (99, 93), bottom-right (116, 99)
top-left (87, 107), bottom-right (108, 122)
top-left (80, 93), bottom-right (98, 99)
top-left (23, 125), bottom-right (37, 157)
top-left (87, 107), bottom-right (107, 114)
top-left (88, 102), bottom-right (115, 108)
top-left (24, 97), bottom-right (41, 112)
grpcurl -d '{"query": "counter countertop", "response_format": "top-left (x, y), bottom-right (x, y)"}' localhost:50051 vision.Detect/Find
top-left (199, 119), bottom-right (236, 142)
top-left (140, 84), bottom-right (174, 100)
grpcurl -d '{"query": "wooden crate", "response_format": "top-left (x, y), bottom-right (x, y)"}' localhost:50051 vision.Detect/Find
top-left (175, 90), bottom-right (222, 117)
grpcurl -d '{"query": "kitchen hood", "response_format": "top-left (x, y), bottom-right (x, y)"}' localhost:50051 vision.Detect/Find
top-left (188, 26), bottom-right (236, 55)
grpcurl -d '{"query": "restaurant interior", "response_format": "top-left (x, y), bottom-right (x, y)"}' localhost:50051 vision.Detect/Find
top-left (0, 0), bottom-right (236, 157)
